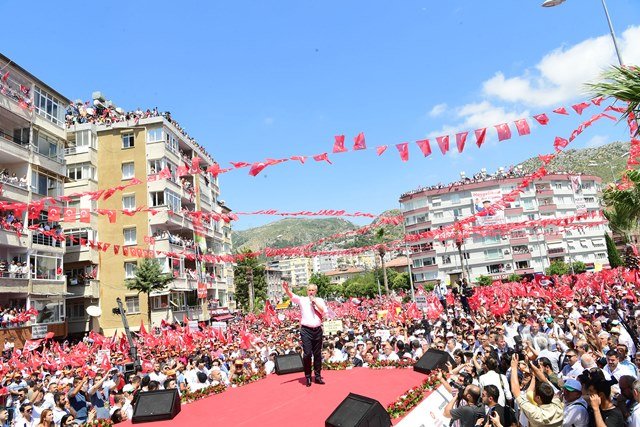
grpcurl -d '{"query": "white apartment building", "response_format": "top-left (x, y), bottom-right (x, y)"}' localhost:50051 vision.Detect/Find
top-left (399, 173), bottom-right (610, 287)
top-left (0, 54), bottom-right (69, 345)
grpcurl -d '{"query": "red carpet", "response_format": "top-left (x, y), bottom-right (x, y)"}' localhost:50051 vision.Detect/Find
top-left (123, 368), bottom-right (427, 426)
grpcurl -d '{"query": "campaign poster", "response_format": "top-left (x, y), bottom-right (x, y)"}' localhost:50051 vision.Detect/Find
top-left (471, 188), bottom-right (505, 226)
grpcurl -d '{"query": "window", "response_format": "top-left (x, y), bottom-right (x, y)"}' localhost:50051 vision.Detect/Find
top-left (125, 296), bottom-right (140, 313)
top-left (75, 130), bottom-right (96, 148)
top-left (484, 236), bottom-right (500, 244)
top-left (34, 87), bottom-right (65, 126)
top-left (69, 303), bottom-right (85, 319)
top-left (554, 183), bottom-right (563, 190)
top-left (122, 162), bottom-right (135, 179)
top-left (515, 261), bottom-right (530, 269)
top-left (442, 256), bottom-right (452, 265)
top-left (31, 172), bottom-right (62, 197)
top-left (484, 248), bottom-right (502, 260)
top-left (432, 198), bottom-right (441, 207)
top-left (152, 295), bottom-right (169, 310)
top-left (592, 239), bottom-right (605, 248)
top-left (65, 229), bottom-right (90, 248)
top-left (122, 195), bottom-right (136, 210)
top-left (147, 128), bottom-right (163, 143)
top-left (165, 189), bottom-right (181, 212)
top-left (124, 228), bottom-right (137, 245)
top-left (124, 262), bottom-right (137, 279)
top-left (122, 133), bottom-right (135, 148)
top-left (30, 253), bottom-right (63, 280)
top-left (434, 212), bottom-right (444, 219)
top-left (486, 263), bottom-right (508, 274)
top-left (150, 191), bottom-right (165, 207)
top-left (67, 163), bottom-right (95, 181)
top-left (170, 293), bottom-right (186, 310)
top-left (595, 252), bottom-right (607, 259)
top-left (452, 208), bottom-right (464, 218)
top-left (450, 194), bottom-right (460, 205)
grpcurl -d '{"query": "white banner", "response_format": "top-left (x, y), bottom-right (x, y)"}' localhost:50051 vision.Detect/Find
top-left (210, 321), bottom-right (227, 331)
top-left (571, 176), bottom-right (587, 214)
top-left (415, 295), bottom-right (428, 310)
top-left (31, 324), bottom-right (47, 339)
top-left (323, 320), bottom-right (344, 335)
top-left (396, 384), bottom-right (454, 427)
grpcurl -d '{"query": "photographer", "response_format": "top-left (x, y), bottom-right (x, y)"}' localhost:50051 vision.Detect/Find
top-left (441, 371), bottom-right (485, 427)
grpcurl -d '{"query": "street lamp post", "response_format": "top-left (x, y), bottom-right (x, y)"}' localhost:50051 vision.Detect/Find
top-left (542, 0), bottom-right (624, 66)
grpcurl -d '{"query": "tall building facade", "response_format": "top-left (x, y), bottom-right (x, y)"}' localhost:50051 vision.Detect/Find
top-left (399, 173), bottom-right (610, 287)
top-left (0, 54), bottom-right (70, 344)
top-left (64, 98), bottom-right (233, 335)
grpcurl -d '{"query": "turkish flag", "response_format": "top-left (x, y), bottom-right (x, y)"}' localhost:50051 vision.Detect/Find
top-left (290, 155), bottom-right (307, 164)
top-left (395, 143), bottom-right (409, 162)
top-left (332, 135), bottom-right (347, 153)
top-left (495, 123), bottom-right (512, 141)
top-left (475, 128), bottom-right (487, 147)
top-left (230, 162), bottom-right (250, 169)
top-left (64, 208), bottom-right (76, 223)
top-left (313, 153), bottom-right (332, 164)
top-left (206, 163), bottom-right (221, 177)
top-left (514, 119), bottom-right (531, 136)
top-left (28, 205), bottom-right (42, 220)
top-left (376, 145), bottom-right (388, 156)
top-left (533, 113), bottom-right (549, 125)
top-left (353, 132), bottom-right (366, 150)
top-left (48, 207), bottom-right (61, 222)
top-left (416, 139), bottom-right (432, 157)
top-left (113, 245), bottom-right (120, 255)
top-left (248, 162), bottom-right (268, 176)
top-left (553, 107), bottom-right (569, 115)
top-left (104, 210), bottom-right (116, 223)
top-left (190, 156), bottom-right (201, 174)
top-left (456, 132), bottom-right (468, 153)
top-left (554, 136), bottom-right (569, 150)
top-left (572, 102), bottom-right (591, 115)
top-left (176, 165), bottom-right (189, 176)
top-left (436, 136), bottom-right (449, 155)
top-left (79, 209), bottom-right (91, 223)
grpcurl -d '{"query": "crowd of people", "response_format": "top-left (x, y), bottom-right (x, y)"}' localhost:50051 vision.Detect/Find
top-left (0, 170), bottom-right (27, 188)
top-left (1, 266), bottom-right (640, 425)
top-left (64, 101), bottom-right (215, 165)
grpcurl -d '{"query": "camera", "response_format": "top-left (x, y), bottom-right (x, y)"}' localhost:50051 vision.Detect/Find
top-left (449, 372), bottom-right (473, 398)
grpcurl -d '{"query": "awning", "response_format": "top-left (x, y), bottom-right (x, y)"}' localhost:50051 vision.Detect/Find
top-left (150, 290), bottom-right (170, 297)
top-left (211, 314), bottom-right (234, 321)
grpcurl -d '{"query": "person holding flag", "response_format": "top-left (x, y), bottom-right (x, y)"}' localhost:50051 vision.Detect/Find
top-left (282, 281), bottom-right (327, 387)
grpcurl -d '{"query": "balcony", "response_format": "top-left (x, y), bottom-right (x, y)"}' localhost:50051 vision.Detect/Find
top-left (509, 236), bottom-right (529, 245)
top-left (545, 233), bottom-right (563, 243)
top-left (32, 279), bottom-right (66, 296)
top-left (64, 145), bottom-right (98, 165)
top-left (67, 279), bottom-right (100, 299)
top-left (536, 189), bottom-right (554, 197)
top-left (31, 233), bottom-right (64, 251)
top-left (512, 252), bottom-right (532, 261)
top-left (0, 226), bottom-right (29, 247)
top-left (504, 207), bottom-right (523, 216)
top-left (515, 267), bottom-right (535, 275)
top-left (64, 246), bottom-right (99, 264)
top-left (412, 264), bottom-right (439, 273)
top-left (547, 247), bottom-right (566, 257)
top-left (0, 272), bottom-right (29, 293)
top-left (539, 204), bottom-right (557, 213)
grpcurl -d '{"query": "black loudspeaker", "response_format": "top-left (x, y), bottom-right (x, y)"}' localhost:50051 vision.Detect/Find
top-left (325, 393), bottom-right (391, 427)
top-left (275, 353), bottom-right (304, 375)
top-left (132, 389), bottom-right (181, 423)
top-left (414, 348), bottom-right (456, 374)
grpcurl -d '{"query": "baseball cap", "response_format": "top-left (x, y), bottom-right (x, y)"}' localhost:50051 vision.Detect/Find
top-left (563, 379), bottom-right (582, 392)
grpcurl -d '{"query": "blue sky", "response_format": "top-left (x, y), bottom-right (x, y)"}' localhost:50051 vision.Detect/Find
top-left (5, 1), bottom-right (639, 230)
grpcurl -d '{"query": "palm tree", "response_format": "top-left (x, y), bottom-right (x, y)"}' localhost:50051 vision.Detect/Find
top-left (604, 170), bottom-right (640, 245)
top-left (587, 65), bottom-right (640, 135)
top-left (375, 228), bottom-right (389, 295)
top-left (125, 258), bottom-right (173, 326)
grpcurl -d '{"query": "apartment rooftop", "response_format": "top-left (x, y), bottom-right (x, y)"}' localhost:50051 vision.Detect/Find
top-left (65, 92), bottom-right (216, 165)
top-left (400, 168), bottom-right (601, 200)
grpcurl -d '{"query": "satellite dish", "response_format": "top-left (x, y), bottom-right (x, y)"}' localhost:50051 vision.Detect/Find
top-left (86, 306), bottom-right (102, 317)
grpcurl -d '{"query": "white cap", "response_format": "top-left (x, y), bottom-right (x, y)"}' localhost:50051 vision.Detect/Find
top-left (122, 384), bottom-right (135, 393)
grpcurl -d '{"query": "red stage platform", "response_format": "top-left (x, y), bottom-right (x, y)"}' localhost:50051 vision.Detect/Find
top-left (122, 368), bottom-right (427, 426)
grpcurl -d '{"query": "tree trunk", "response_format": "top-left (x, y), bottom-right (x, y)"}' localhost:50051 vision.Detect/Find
top-left (147, 293), bottom-right (152, 328)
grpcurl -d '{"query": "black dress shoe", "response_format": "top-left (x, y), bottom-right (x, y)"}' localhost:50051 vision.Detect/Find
top-left (306, 377), bottom-right (312, 387)
top-left (314, 377), bottom-right (326, 385)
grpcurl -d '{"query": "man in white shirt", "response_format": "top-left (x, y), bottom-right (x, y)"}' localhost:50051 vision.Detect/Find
top-left (283, 281), bottom-right (327, 387)
top-left (378, 341), bottom-right (399, 361)
top-left (478, 358), bottom-right (512, 406)
top-left (603, 349), bottom-right (635, 383)
top-left (629, 379), bottom-right (640, 427)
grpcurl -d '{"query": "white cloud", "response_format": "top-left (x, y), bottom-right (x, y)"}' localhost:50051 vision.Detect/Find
top-left (428, 103), bottom-right (448, 117)
top-left (428, 101), bottom-right (529, 138)
top-left (585, 134), bottom-right (610, 148)
top-left (482, 26), bottom-right (640, 108)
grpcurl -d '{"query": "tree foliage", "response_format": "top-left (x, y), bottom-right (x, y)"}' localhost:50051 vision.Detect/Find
top-left (309, 273), bottom-right (332, 298)
top-left (125, 258), bottom-right (174, 325)
top-left (545, 260), bottom-right (570, 276)
top-left (606, 233), bottom-right (624, 268)
top-left (588, 66), bottom-right (640, 131)
top-left (475, 275), bottom-right (493, 287)
top-left (233, 251), bottom-right (266, 312)
top-left (507, 274), bottom-right (522, 283)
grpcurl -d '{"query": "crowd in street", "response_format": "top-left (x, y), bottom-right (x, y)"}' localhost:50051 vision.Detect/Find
top-left (1, 266), bottom-right (640, 426)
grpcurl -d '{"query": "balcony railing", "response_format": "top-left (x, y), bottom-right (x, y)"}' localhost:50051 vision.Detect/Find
top-left (0, 128), bottom-right (29, 148)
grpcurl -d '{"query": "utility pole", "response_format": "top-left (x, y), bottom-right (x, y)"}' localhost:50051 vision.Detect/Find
top-left (246, 267), bottom-right (254, 313)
